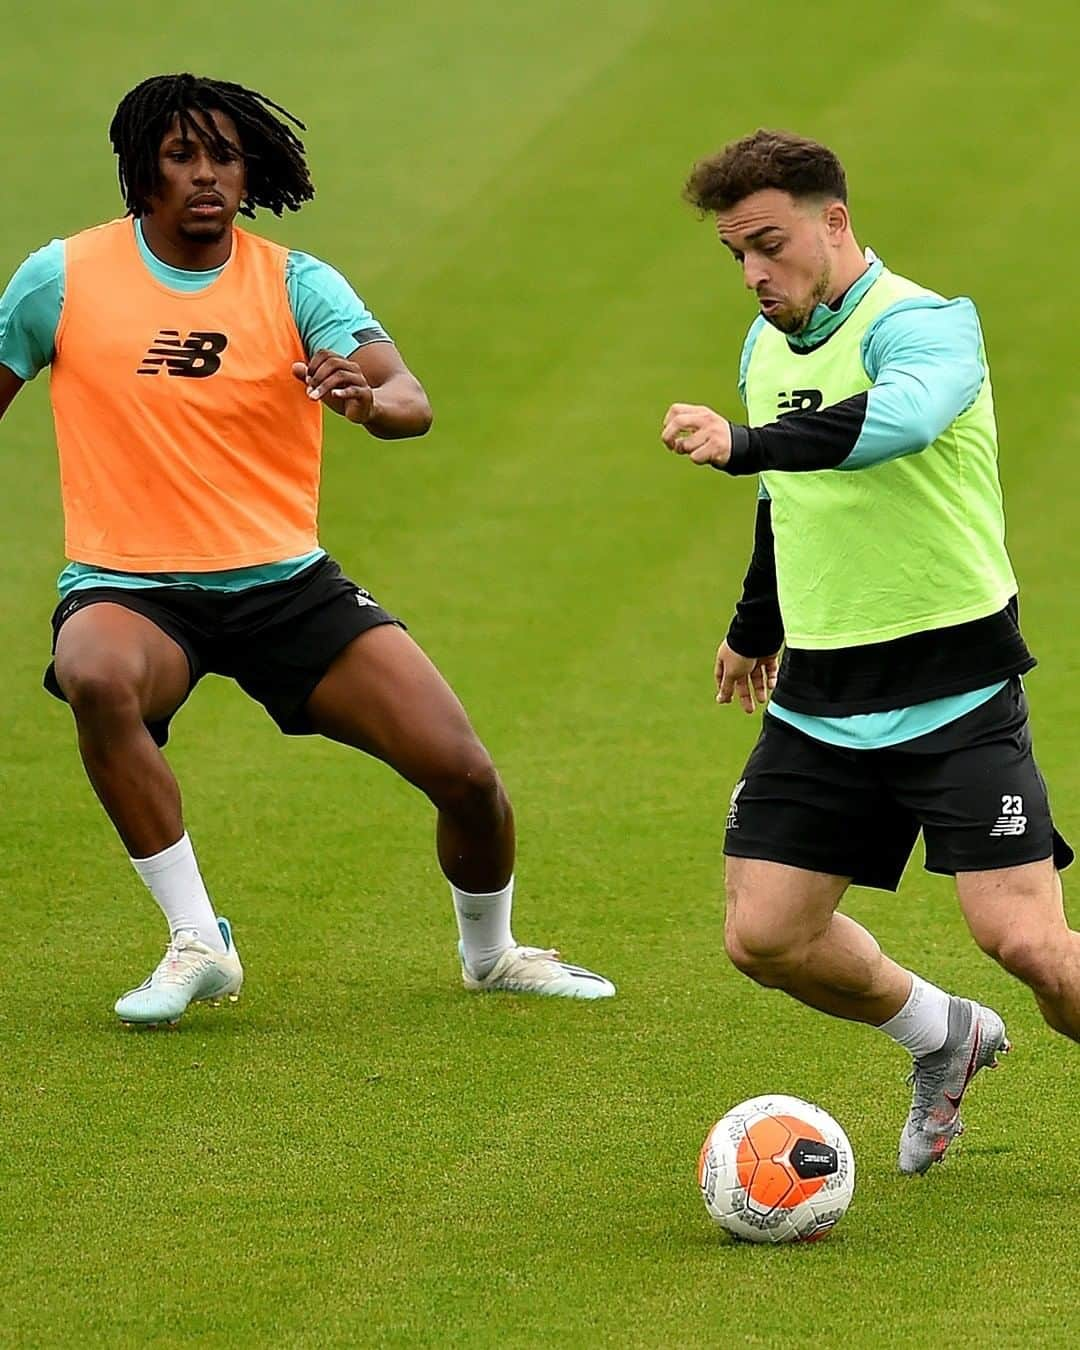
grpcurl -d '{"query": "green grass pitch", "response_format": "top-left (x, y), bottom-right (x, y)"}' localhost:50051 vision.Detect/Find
top-left (3, 2), bottom-right (1079, 1345)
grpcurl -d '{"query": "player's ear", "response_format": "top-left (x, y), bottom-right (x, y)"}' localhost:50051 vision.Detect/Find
top-left (823, 200), bottom-right (849, 243)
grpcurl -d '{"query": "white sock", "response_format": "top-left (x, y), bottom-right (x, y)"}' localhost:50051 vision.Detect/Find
top-left (877, 973), bottom-right (952, 1058)
top-left (452, 876), bottom-right (515, 977)
top-left (130, 833), bottom-right (226, 953)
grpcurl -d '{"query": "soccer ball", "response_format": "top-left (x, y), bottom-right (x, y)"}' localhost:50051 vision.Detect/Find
top-left (698, 1094), bottom-right (855, 1244)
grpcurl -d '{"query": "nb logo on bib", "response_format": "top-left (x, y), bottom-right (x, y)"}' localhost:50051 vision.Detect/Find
top-left (137, 330), bottom-right (228, 378)
top-left (777, 389), bottom-right (823, 416)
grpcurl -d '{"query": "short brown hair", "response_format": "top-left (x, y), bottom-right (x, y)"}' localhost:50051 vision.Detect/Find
top-left (684, 129), bottom-right (847, 213)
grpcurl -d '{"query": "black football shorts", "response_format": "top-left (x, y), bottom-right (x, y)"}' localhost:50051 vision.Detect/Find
top-left (44, 555), bottom-right (403, 746)
top-left (723, 678), bottom-right (1073, 890)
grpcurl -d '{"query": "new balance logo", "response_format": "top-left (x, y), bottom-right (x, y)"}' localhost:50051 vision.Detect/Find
top-left (727, 779), bottom-right (746, 830)
top-left (137, 330), bottom-right (228, 377)
top-left (990, 794), bottom-right (1027, 837)
top-left (777, 388), bottom-right (823, 416)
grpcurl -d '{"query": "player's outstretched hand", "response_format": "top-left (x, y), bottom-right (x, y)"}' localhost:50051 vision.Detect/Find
top-left (661, 403), bottom-right (732, 467)
top-left (292, 350), bottom-right (375, 423)
top-left (715, 641), bottom-right (779, 714)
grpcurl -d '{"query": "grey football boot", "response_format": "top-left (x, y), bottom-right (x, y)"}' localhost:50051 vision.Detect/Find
top-left (898, 996), bottom-right (1010, 1175)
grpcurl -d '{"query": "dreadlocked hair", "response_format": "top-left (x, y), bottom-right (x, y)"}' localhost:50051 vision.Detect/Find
top-left (109, 73), bottom-right (314, 219)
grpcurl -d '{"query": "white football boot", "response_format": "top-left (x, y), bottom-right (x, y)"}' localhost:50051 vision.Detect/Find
top-left (115, 918), bottom-right (243, 1026)
top-left (460, 942), bottom-right (615, 1000)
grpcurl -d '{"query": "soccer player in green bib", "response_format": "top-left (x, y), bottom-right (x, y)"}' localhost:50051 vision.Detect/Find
top-left (661, 130), bottom-right (1079, 1174)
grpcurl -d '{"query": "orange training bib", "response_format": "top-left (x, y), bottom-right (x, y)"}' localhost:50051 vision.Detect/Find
top-left (50, 218), bottom-right (323, 571)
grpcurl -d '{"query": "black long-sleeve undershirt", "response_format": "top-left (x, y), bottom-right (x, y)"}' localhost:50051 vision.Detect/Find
top-left (725, 497), bottom-right (784, 658)
top-left (722, 499), bottom-right (1035, 714)
top-left (721, 395), bottom-right (869, 475)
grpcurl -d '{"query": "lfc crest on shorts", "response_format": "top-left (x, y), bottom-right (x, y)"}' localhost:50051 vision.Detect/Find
top-left (727, 779), bottom-right (746, 830)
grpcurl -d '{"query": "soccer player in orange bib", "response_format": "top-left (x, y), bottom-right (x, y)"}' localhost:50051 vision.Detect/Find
top-left (0, 74), bottom-right (614, 1023)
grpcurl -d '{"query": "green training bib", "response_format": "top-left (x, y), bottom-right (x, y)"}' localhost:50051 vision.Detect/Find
top-left (743, 270), bottom-right (1016, 649)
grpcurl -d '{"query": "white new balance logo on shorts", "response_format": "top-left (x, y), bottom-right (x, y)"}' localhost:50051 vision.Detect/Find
top-left (990, 794), bottom-right (1027, 837)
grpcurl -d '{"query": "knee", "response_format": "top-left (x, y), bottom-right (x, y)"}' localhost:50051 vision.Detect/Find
top-left (54, 657), bottom-right (142, 725)
top-left (978, 926), bottom-right (1061, 993)
top-left (723, 908), bottom-right (806, 989)
top-left (425, 741), bottom-right (506, 824)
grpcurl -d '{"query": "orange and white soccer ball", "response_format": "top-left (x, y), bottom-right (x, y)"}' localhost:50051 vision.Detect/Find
top-left (698, 1094), bottom-right (855, 1244)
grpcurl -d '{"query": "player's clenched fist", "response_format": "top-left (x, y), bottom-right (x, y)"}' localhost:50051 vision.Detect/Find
top-left (661, 402), bottom-right (733, 467)
top-left (292, 349), bottom-right (375, 423)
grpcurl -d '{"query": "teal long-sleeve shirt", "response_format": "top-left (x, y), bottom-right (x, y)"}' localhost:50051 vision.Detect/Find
top-left (726, 256), bottom-right (1006, 748)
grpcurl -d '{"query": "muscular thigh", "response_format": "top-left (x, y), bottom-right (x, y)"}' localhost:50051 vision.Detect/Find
top-left (725, 856), bottom-right (851, 953)
top-left (955, 858), bottom-right (1070, 958)
top-left (304, 624), bottom-right (485, 783)
top-left (52, 601), bottom-right (192, 722)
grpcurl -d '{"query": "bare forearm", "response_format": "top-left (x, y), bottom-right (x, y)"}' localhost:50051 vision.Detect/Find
top-left (298, 343), bottom-right (432, 438)
top-left (364, 374), bottom-right (433, 439)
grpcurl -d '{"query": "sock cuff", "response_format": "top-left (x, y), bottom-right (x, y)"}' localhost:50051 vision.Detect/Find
top-left (889, 973), bottom-right (921, 1021)
top-left (877, 971), bottom-right (951, 1057)
top-left (130, 832), bottom-right (191, 875)
top-left (450, 875), bottom-right (514, 902)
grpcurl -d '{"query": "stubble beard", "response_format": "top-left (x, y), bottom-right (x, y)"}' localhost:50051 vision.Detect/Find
top-left (768, 251), bottom-right (833, 335)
